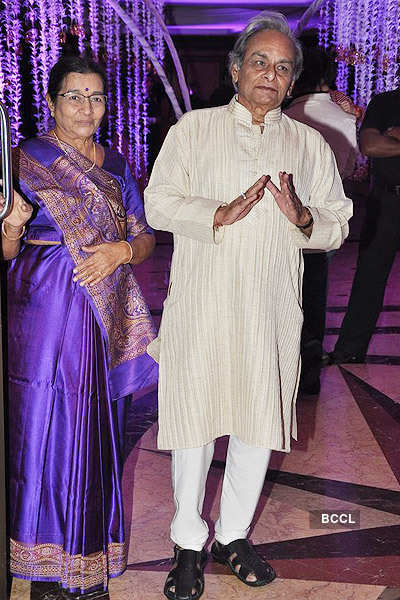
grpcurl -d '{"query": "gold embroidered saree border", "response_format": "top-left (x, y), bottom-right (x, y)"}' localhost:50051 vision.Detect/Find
top-left (25, 240), bottom-right (61, 246)
top-left (10, 539), bottom-right (126, 591)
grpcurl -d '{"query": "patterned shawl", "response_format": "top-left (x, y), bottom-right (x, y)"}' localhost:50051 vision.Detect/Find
top-left (14, 134), bottom-right (156, 381)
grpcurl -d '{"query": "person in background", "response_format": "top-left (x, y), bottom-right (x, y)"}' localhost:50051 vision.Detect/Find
top-left (330, 87), bottom-right (400, 364)
top-left (0, 190), bottom-right (33, 257)
top-left (329, 89), bottom-right (364, 121)
top-left (208, 73), bottom-right (235, 107)
top-left (4, 54), bottom-right (157, 599)
top-left (145, 12), bottom-right (352, 600)
top-left (285, 47), bottom-right (358, 179)
top-left (285, 47), bottom-right (357, 393)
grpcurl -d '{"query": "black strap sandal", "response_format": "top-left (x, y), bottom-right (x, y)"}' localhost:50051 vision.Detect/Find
top-left (164, 545), bottom-right (208, 600)
top-left (30, 581), bottom-right (62, 600)
top-left (59, 589), bottom-right (109, 599)
top-left (211, 539), bottom-right (275, 587)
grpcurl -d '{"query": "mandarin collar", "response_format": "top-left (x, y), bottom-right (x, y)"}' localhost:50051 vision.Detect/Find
top-left (227, 95), bottom-right (282, 126)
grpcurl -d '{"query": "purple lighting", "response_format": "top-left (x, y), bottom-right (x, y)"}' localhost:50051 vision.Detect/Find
top-left (164, 0), bottom-right (321, 36)
top-left (0, 0), bottom-right (167, 180)
top-left (3, 0), bottom-right (23, 142)
top-left (319, 0), bottom-right (400, 108)
top-left (166, 0), bottom-right (310, 5)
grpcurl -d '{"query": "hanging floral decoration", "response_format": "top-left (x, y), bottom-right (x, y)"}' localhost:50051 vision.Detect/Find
top-left (0, 0), bottom-right (166, 179)
top-left (319, 0), bottom-right (400, 108)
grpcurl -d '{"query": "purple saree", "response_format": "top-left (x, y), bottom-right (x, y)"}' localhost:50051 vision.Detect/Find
top-left (8, 135), bottom-right (158, 593)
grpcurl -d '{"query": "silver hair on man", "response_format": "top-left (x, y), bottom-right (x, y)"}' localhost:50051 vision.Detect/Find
top-left (229, 11), bottom-right (303, 89)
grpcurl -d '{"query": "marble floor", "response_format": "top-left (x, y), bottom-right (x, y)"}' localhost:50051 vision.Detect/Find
top-left (10, 189), bottom-right (400, 600)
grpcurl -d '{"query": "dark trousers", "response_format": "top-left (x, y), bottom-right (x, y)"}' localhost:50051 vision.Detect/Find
top-left (335, 186), bottom-right (400, 357)
top-left (300, 252), bottom-right (329, 387)
top-left (302, 252), bottom-right (329, 346)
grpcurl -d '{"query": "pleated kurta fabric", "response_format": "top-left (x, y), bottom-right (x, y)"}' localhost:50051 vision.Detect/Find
top-left (145, 96), bottom-right (352, 452)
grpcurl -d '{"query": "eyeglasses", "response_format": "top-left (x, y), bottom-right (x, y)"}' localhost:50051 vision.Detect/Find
top-left (248, 58), bottom-right (293, 77)
top-left (57, 92), bottom-right (108, 106)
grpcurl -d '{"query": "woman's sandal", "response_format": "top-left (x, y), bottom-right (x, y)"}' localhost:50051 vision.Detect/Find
top-left (164, 545), bottom-right (208, 600)
top-left (59, 589), bottom-right (109, 599)
top-left (211, 539), bottom-right (276, 587)
top-left (30, 581), bottom-right (62, 600)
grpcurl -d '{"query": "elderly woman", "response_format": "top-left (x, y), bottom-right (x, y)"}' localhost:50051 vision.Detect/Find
top-left (3, 55), bottom-right (157, 599)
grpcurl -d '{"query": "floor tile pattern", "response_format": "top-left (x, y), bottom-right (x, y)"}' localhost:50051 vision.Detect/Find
top-left (10, 192), bottom-right (400, 600)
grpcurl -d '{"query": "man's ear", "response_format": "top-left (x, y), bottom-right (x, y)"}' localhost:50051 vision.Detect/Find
top-left (231, 64), bottom-right (239, 87)
top-left (287, 80), bottom-right (294, 97)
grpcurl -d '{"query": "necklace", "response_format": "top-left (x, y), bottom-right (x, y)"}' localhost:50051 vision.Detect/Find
top-left (52, 130), bottom-right (96, 173)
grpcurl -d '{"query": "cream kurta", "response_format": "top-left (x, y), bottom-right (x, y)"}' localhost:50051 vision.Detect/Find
top-left (145, 96), bottom-right (352, 452)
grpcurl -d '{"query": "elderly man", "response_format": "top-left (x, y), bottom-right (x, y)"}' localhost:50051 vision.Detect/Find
top-left (145, 11), bottom-right (352, 600)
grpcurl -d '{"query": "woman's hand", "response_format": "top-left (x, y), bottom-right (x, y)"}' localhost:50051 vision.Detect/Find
top-left (130, 232), bottom-right (155, 264)
top-left (1, 188), bottom-right (33, 232)
top-left (73, 240), bottom-right (132, 287)
top-left (213, 175), bottom-right (269, 228)
top-left (329, 90), bottom-right (363, 118)
top-left (1, 188), bottom-right (33, 260)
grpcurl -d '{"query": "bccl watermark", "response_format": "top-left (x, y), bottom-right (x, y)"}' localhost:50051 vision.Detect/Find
top-left (309, 510), bottom-right (360, 529)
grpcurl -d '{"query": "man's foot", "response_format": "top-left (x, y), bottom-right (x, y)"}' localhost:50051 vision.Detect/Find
top-left (321, 351), bottom-right (331, 366)
top-left (327, 350), bottom-right (365, 365)
top-left (211, 539), bottom-right (275, 587)
top-left (164, 546), bottom-right (208, 600)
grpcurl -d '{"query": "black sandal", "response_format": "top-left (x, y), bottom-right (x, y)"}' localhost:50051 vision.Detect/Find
top-left (211, 539), bottom-right (275, 587)
top-left (164, 545), bottom-right (208, 600)
top-left (30, 581), bottom-right (62, 600)
top-left (59, 589), bottom-right (109, 599)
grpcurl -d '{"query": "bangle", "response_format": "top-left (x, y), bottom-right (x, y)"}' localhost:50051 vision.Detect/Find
top-left (2, 221), bottom-right (25, 240)
top-left (120, 240), bottom-right (134, 264)
top-left (295, 210), bottom-right (314, 230)
top-left (213, 202), bottom-right (229, 231)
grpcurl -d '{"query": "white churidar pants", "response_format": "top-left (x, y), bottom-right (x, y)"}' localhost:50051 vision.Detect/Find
top-left (170, 435), bottom-right (272, 551)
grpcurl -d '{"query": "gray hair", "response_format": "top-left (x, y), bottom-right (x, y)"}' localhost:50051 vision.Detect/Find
top-left (229, 11), bottom-right (303, 88)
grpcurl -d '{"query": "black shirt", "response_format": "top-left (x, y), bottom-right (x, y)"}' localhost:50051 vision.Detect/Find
top-left (360, 88), bottom-right (400, 186)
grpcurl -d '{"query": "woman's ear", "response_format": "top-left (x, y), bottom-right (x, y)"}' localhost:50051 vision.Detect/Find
top-left (45, 93), bottom-right (55, 118)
